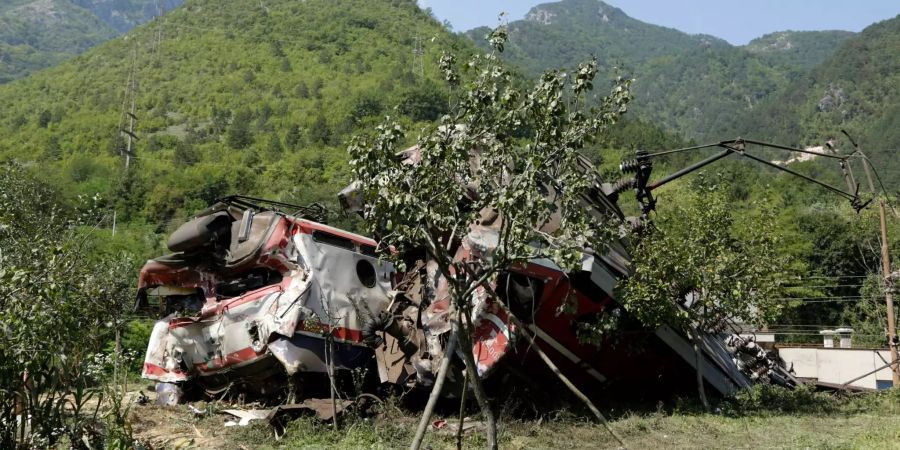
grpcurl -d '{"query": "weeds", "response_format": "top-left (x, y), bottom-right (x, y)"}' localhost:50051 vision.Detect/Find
top-left (722, 384), bottom-right (841, 416)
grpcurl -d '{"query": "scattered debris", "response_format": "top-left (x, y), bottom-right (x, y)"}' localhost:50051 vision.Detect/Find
top-left (432, 418), bottom-right (484, 436)
top-left (222, 409), bottom-right (270, 427)
top-left (266, 398), bottom-right (354, 423)
top-left (155, 382), bottom-right (182, 406)
top-left (134, 390), bottom-right (149, 405)
top-left (219, 399), bottom-right (354, 429)
top-left (187, 404), bottom-right (207, 417)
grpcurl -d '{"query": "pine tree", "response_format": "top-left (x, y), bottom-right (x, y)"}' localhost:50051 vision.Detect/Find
top-left (227, 108), bottom-right (254, 149)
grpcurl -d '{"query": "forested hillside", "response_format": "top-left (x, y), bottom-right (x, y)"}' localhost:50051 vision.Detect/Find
top-left (745, 30), bottom-right (856, 71)
top-left (462, 0), bottom-right (900, 337)
top-left (0, 0), bottom-right (116, 82)
top-left (0, 0), bottom-right (478, 230)
top-left (465, 0), bottom-right (721, 79)
top-left (0, 0), bottom-right (182, 83)
top-left (464, 0), bottom-right (856, 144)
top-left (73, 0), bottom-right (183, 33)
top-left (741, 15), bottom-right (900, 185)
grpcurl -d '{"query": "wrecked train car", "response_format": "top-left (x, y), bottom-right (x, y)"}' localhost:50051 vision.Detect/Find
top-left (339, 147), bottom-right (794, 396)
top-left (136, 197), bottom-right (396, 403)
top-left (137, 156), bottom-right (794, 403)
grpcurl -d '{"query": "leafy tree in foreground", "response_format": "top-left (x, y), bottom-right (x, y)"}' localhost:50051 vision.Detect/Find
top-left (348, 26), bottom-right (631, 450)
top-left (0, 165), bottom-right (137, 447)
top-left (618, 185), bottom-right (787, 409)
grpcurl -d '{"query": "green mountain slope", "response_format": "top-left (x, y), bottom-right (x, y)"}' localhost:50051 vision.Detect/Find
top-left (745, 30), bottom-right (855, 71)
top-left (74, 0), bottom-right (183, 33)
top-left (635, 40), bottom-right (793, 141)
top-left (0, 0), bottom-right (117, 83)
top-left (465, 0), bottom-right (722, 77)
top-left (0, 0), bottom-right (473, 227)
top-left (464, 0), bottom-right (856, 144)
top-left (742, 15), bottom-right (900, 184)
top-left (0, 0), bottom-right (183, 83)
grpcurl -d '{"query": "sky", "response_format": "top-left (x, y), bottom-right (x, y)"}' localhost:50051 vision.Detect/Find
top-left (418, 0), bottom-right (900, 45)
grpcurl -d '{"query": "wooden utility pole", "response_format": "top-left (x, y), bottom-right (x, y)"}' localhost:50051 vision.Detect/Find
top-left (850, 131), bottom-right (900, 386)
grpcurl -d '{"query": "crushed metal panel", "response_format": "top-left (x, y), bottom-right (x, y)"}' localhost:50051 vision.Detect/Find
top-left (139, 200), bottom-right (395, 399)
top-left (469, 299), bottom-right (516, 377)
top-left (654, 324), bottom-right (743, 396)
top-left (374, 333), bottom-right (415, 384)
top-left (266, 398), bottom-right (355, 422)
top-left (527, 324), bottom-right (606, 382)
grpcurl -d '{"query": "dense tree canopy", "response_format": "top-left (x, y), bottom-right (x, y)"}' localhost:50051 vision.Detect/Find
top-left (0, 0), bottom-right (477, 232)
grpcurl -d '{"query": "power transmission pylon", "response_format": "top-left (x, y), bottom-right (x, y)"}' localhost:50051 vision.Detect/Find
top-left (412, 35), bottom-right (425, 80)
top-left (125, 85), bottom-right (136, 170)
top-left (155, 0), bottom-right (165, 58)
top-left (157, 0), bottom-right (164, 41)
top-left (121, 45), bottom-right (139, 170)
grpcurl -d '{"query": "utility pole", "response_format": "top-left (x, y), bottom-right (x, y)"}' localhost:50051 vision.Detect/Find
top-left (846, 130), bottom-right (900, 386)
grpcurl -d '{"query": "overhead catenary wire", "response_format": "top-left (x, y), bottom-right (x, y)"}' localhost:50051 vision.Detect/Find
top-left (850, 153), bottom-right (899, 214)
top-left (639, 139), bottom-right (848, 161)
top-left (784, 284), bottom-right (867, 289)
top-left (629, 137), bottom-right (900, 220)
top-left (787, 299), bottom-right (870, 304)
top-left (790, 275), bottom-right (877, 279)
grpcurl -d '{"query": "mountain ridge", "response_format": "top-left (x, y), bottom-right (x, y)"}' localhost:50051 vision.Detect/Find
top-left (0, 0), bottom-right (183, 83)
top-left (738, 14), bottom-right (900, 184)
top-left (463, 0), bottom-right (859, 144)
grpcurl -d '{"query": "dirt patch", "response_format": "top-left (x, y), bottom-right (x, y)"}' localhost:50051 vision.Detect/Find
top-left (126, 389), bottom-right (900, 449)
top-left (130, 404), bottom-right (235, 449)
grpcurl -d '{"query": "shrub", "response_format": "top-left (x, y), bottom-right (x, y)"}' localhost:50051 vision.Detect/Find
top-left (723, 384), bottom-right (840, 416)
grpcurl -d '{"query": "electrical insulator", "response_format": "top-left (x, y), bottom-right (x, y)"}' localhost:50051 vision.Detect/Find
top-left (619, 159), bottom-right (641, 174)
top-left (611, 178), bottom-right (637, 194)
top-left (625, 216), bottom-right (644, 232)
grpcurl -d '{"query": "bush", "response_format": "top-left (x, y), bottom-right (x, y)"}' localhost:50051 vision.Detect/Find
top-left (0, 165), bottom-right (139, 447)
top-left (722, 384), bottom-right (841, 416)
top-left (397, 80), bottom-right (448, 122)
top-left (102, 319), bottom-right (156, 374)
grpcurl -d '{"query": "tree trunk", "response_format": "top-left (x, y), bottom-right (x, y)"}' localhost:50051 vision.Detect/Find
top-left (115, 327), bottom-right (122, 354)
top-left (410, 332), bottom-right (459, 450)
top-left (456, 370), bottom-right (468, 450)
top-left (326, 335), bottom-right (338, 430)
top-left (455, 324), bottom-right (498, 450)
top-left (690, 326), bottom-right (710, 411)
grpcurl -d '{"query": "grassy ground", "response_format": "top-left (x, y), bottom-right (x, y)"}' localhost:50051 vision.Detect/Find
top-left (128, 387), bottom-right (900, 449)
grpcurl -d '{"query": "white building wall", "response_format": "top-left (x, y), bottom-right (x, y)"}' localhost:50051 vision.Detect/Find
top-left (778, 347), bottom-right (894, 390)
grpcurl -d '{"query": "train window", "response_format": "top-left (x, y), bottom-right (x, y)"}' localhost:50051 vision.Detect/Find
top-left (356, 260), bottom-right (377, 288)
top-left (312, 230), bottom-right (355, 250)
